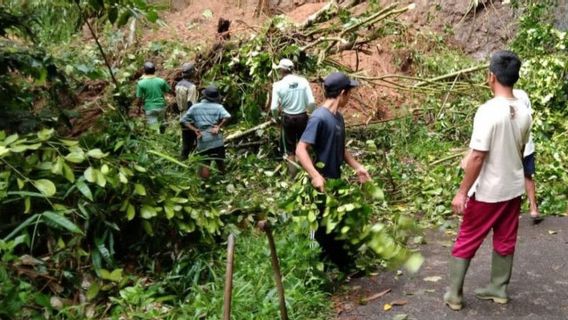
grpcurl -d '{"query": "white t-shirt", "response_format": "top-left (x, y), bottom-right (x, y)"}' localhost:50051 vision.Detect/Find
top-left (513, 89), bottom-right (535, 157)
top-left (468, 96), bottom-right (532, 203)
top-left (271, 74), bottom-right (316, 115)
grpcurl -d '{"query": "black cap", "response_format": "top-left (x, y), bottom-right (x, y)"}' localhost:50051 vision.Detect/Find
top-left (143, 61), bottom-right (155, 74)
top-left (323, 72), bottom-right (359, 95)
top-left (201, 85), bottom-right (221, 102)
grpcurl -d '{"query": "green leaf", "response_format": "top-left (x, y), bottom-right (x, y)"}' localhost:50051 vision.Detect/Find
top-left (24, 197), bottom-right (31, 214)
top-left (87, 149), bottom-right (108, 159)
top-left (404, 253), bottom-right (424, 273)
top-left (76, 181), bottom-right (94, 201)
top-left (0, 146), bottom-right (10, 157)
top-left (100, 164), bottom-right (110, 175)
top-left (99, 268), bottom-right (123, 282)
top-left (33, 179), bottom-right (56, 197)
top-left (42, 211), bottom-right (83, 234)
top-left (62, 163), bottom-right (75, 183)
top-left (140, 205), bottom-right (157, 219)
top-left (126, 203), bottom-right (135, 221)
top-left (10, 143), bottom-right (41, 153)
top-left (3, 133), bottom-right (19, 146)
top-left (117, 11), bottom-right (132, 27)
top-left (51, 157), bottom-right (63, 175)
top-left (59, 139), bottom-right (79, 147)
top-left (37, 128), bottom-right (54, 141)
top-left (95, 170), bottom-right (107, 187)
top-left (134, 165), bottom-right (147, 172)
top-left (84, 167), bottom-right (96, 183)
top-left (65, 152), bottom-right (85, 163)
top-left (134, 184), bottom-right (146, 196)
top-left (119, 172), bottom-right (128, 184)
top-left (86, 282), bottom-right (100, 300)
top-left (17, 178), bottom-right (25, 189)
top-left (165, 206), bottom-right (175, 219)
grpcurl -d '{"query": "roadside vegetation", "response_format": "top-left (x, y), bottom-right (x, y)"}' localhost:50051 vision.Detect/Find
top-left (0, 1), bottom-right (566, 319)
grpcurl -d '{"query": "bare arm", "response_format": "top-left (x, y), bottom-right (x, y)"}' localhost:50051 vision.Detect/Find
top-left (452, 149), bottom-right (487, 214)
top-left (344, 150), bottom-right (371, 183)
top-left (210, 117), bottom-right (230, 134)
top-left (296, 141), bottom-right (325, 191)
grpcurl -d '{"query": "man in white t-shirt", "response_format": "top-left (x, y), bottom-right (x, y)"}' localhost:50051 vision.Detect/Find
top-left (513, 89), bottom-right (542, 223)
top-left (444, 51), bottom-right (532, 311)
top-left (270, 58), bottom-right (316, 176)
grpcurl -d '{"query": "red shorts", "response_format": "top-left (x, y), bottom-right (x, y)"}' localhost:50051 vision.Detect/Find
top-left (452, 195), bottom-right (521, 259)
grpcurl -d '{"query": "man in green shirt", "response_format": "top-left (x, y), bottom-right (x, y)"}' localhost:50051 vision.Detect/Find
top-left (135, 62), bottom-right (171, 132)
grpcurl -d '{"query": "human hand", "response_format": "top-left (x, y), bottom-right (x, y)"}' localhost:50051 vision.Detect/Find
top-left (451, 191), bottom-right (468, 215)
top-left (210, 126), bottom-right (220, 135)
top-left (311, 174), bottom-right (325, 192)
top-left (194, 130), bottom-right (202, 139)
top-left (356, 166), bottom-right (371, 184)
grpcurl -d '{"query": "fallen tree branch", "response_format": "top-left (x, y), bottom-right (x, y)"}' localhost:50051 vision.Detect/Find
top-left (225, 120), bottom-right (274, 142)
top-left (414, 64), bottom-right (488, 87)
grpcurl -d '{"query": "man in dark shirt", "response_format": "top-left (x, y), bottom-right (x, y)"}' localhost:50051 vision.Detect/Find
top-left (296, 72), bottom-right (371, 270)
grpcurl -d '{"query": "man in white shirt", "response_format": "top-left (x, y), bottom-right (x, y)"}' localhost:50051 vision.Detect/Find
top-left (513, 89), bottom-right (542, 223)
top-left (270, 58), bottom-right (316, 176)
top-left (444, 51), bottom-right (532, 311)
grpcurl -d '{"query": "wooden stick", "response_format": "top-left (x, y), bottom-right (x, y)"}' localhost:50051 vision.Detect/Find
top-left (258, 221), bottom-right (288, 320)
top-left (223, 234), bottom-right (236, 320)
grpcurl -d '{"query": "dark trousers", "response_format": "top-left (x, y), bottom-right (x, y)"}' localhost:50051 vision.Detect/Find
top-left (315, 199), bottom-right (354, 271)
top-left (181, 128), bottom-right (196, 160)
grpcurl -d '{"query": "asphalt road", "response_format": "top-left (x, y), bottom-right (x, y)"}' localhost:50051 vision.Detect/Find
top-left (335, 216), bottom-right (568, 320)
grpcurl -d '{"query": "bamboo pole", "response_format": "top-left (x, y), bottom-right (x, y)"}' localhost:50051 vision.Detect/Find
top-left (258, 221), bottom-right (288, 320)
top-left (223, 234), bottom-right (236, 320)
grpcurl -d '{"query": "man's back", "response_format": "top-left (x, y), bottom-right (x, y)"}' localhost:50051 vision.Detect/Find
top-left (136, 76), bottom-right (169, 110)
top-left (183, 100), bottom-right (230, 151)
top-left (175, 79), bottom-right (198, 114)
top-left (271, 74), bottom-right (315, 115)
top-left (470, 97), bottom-right (532, 202)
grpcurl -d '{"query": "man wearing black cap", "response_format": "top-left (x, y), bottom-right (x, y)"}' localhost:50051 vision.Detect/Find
top-left (296, 72), bottom-right (371, 270)
top-left (175, 63), bottom-right (199, 159)
top-left (135, 62), bottom-right (171, 132)
top-left (180, 85), bottom-right (231, 178)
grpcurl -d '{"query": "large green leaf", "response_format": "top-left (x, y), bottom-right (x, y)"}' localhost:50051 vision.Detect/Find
top-left (140, 205), bottom-right (157, 219)
top-left (33, 179), bottom-right (56, 197)
top-left (42, 211), bottom-right (83, 234)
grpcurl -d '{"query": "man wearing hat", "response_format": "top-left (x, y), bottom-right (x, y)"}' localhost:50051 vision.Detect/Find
top-left (180, 85), bottom-right (231, 178)
top-left (135, 62), bottom-right (171, 132)
top-left (296, 72), bottom-right (371, 271)
top-left (175, 63), bottom-right (199, 159)
top-left (270, 58), bottom-right (316, 176)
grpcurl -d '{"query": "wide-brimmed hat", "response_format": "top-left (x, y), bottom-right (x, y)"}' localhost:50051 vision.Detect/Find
top-left (201, 85), bottom-right (221, 102)
top-left (275, 58), bottom-right (294, 71)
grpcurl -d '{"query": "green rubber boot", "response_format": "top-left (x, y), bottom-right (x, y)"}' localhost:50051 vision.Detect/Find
top-left (474, 251), bottom-right (514, 304)
top-left (443, 257), bottom-right (471, 311)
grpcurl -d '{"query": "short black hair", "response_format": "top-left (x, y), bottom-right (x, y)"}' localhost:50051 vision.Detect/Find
top-left (489, 50), bottom-right (521, 87)
top-left (324, 88), bottom-right (350, 99)
top-left (144, 62), bottom-right (156, 75)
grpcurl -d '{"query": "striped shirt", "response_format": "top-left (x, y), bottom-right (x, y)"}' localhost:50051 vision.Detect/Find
top-left (181, 99), bottom-right (231, 151)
